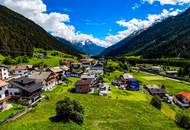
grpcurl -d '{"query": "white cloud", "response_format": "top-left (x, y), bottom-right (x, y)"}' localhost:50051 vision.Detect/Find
top-left (143, 0), bottom-right (190, 5)
top-left (0, 0), bottom-right (108, 47)
top-left (132, 3), bottom-right (141, 10)
top-left (105, 9), bottom-right (181, 44)
top-left (0, 0), bottom-right (184, 48)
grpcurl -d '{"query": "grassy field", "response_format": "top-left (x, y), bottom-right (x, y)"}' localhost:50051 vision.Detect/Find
top-left (132, 71), bottom-right (190, 95)
top-left (0, 76), bottom-right (183, 130)
top-left (0, 102), bottom-right (25, 122)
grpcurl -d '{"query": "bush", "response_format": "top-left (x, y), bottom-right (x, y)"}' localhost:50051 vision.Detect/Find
top-left (176, 112), bottom-right (190, 129)
top-left (150, 95), bottom-right (162, 110)
top-left (55, 97), bottom-right (84, 124)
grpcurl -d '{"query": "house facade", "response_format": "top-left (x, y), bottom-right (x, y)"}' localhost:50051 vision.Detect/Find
top-left (0, 65), bottom-right (9, 80)
top-left (75, 79), bottom-right (93, 93)
top-left (9, 65), bottom-right (31, 76)
top-left (0, 80), bottom-right (10, 111)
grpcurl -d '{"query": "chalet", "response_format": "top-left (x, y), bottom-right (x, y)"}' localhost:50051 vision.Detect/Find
top-left (89, 62), bottom-right (104, 75)
top-left (144, 85), bottom-right (166, 97)
top-left (8, 77), bottom-right (43, 104)
top-left (48, 67), bottom-right (64, 81)
top-left (71, 63), bottom-right (81, 70)
top-left (99, 83), bottom-right (111, 96)
top-left (174, 92), bottom-right (190, 108)
top-left (9, 65), bottom-right (31, 76)
top-left (75, 79), bottom-right (93, 93)
top-left (0, 80), bottom-right (10, 111)
top-left (80, 59), bottom-right (92, 67)
top-left (0, 65), bottom-right (9, 80)
top-left (30, 72), bottom-right (58, 91)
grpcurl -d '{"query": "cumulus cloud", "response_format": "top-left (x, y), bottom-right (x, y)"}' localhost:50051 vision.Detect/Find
top-left (143, 0), bottom-right (190, 5)
top-left (105, 9), bottom-right (181, 44)
top-left (0, 0), bottom-right (108, 47)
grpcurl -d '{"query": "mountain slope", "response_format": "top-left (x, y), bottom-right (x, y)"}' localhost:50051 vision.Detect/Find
top-left (102, 8), bottom-right (190, 58)
top-left (0, 5), bottom-right (81, 56)
top-left (58, 38), bottom-right (105, 56)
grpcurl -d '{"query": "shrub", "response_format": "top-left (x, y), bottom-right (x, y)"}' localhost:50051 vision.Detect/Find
top-left (55, 97), bottom-right (84, 124)
top-left (150, 95), bottom-right (162, 110)
top-left (176, 112), bottom-right (190, 129)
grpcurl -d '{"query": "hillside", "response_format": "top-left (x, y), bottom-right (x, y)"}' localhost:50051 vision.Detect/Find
top-left (102, 7), bottom-right (190, 58)
top-left (0, 5), bottom-right (81, 56)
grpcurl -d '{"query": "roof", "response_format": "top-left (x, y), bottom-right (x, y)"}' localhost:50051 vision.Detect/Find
top-left (9, 77), bottom-right (42, 93)
top-left (0, 80), bottom-right (8, 88)
top-left (0, 64), bottom-right (8, 68)
top-left (9, 65), bottom-right (28, 71)
top-left (123, 73), bottom-right (134, 80)
top-left (76, 79), bottom-right (92, 86)
top-left (49, 67), bottom-right (63, 73)
top-left (149, 88), bottom-right (166, 95)
top-left (179, 92), bottom-right (190, 100)
top-left (80, 73), bottom-right (96, 79)
top-left (144, 85), bottom-right (160, 89)
top-left (61, 66), bottom-right (70, 71)
top-left (29, 72), bottom-right (52, 81)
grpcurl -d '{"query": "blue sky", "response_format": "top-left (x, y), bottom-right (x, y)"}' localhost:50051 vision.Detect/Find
top-left (43, 0), bottom-right (189, 39)
top-left (0, 0), bottom-right (190, 47)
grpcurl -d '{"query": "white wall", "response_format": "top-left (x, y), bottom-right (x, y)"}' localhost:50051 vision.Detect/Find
top-left (0, 86), bottom-right (8, 100)
top-left (0, 67), bottom-right (9, 80)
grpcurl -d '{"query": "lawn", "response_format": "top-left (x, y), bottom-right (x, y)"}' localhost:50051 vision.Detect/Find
top-left (0, 77), bottom-right (182, 130)
top-left (0, 102), bottom-right (25, 123)
top-left (132, 71), bottom-right (190, 95)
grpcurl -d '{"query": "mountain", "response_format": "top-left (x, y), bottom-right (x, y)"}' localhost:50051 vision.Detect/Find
top-left (101, 30), bottom-right (143, 56)
top-left (102, 8), bottom-right (190, 59)
top-left (0, 5), bottom-right (81, 56)
top-left (58, 38), bottom-right (105, 56)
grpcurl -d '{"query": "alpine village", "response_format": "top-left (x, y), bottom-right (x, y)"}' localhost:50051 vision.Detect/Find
top-left (2, 1), bottom-right (190, 130)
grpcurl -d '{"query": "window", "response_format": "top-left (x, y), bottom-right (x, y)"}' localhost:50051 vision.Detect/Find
top-left (0, 95), bottom-right (2, 98)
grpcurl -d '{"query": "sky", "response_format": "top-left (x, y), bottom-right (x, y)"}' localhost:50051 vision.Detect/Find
top-left (0, 0), bottom-right (190, 47)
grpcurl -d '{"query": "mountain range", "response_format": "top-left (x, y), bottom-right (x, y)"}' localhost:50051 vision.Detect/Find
top-left (0, 5), bottom-right (81, 57)
top-left (101, 7), bottom-right (190, 59)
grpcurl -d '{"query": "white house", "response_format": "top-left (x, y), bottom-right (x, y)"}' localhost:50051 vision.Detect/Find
top-left (0, 65), bottom-right (9, 80)
top-left (9, 65), bottom-right (31, 76)
top-left (0, 80), bottom-right (9, 111)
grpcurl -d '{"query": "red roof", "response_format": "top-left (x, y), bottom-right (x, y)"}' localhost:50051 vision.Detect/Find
top-left (0, 80), bottom-right (8, 88)
top-left (76, 79), bottom-right (92, 86)
top-left (179, 92), bottom-right (190, 100)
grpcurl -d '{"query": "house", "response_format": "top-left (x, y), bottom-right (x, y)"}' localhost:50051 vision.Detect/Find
top-left (144, 85), bottom-right (166, 97)
top-left (126, 80), bottom-right (140, 91)
top-left (75, 79), bottom-right (93, 93)
top-left (48, 67), bottom-right (64, 81)
top-left (80, 73), bottom-right (96, 80)
top-left (147, 66), bottom-right (163, 73)
top-left (9, 65), bottom-right (31, 76)
top-left (0, 65), bottom-right (9, 80)
top-left (71, 63), bottom-right (81, 70)
top-left (123, 73), bottom-right (134, 81)
top-left (166, 71), bottom-right (178, 77)
top-left (80, 59), bottom-right (92, 67)
top-left (8, 77), bottom-right (43, 104)
top-left (89, 62), bottom-right (104, 75)
top-left (99, 83), bottom-right (111, 96)
top-left (0, 80), bottom-right (10, 111)
top-left (30, 72), bottom-right (58, 91)
top-left (174, 92), bottom-right (190, 108)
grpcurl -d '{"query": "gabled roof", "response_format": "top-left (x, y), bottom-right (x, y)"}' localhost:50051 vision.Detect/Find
top-left (123, 73), bottom-right (134, 80)
top-left (9, 77), bottom-right (42, 93)
top-left (30, 72), bottom-right (52, 81)
top-left (0, 80), bottom-right (8, 88)
top-left (9, 65), bottom-right (28, 71)
top-left (149, 88), bottom-right (166, 95)
top-left (49, 67), bottom-right (63, 73)
top-left (61, 66), bottom-right (70, 71)
top-left (179, 92), bottom-right (190, 100)
top-left (0, 64), bottom-right (8, 68)
top-left (76, 79), bottom-right (92, 86)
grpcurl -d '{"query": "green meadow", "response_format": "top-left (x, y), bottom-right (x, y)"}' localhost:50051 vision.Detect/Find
top-left (0, 76), bottom-right (183, 130)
